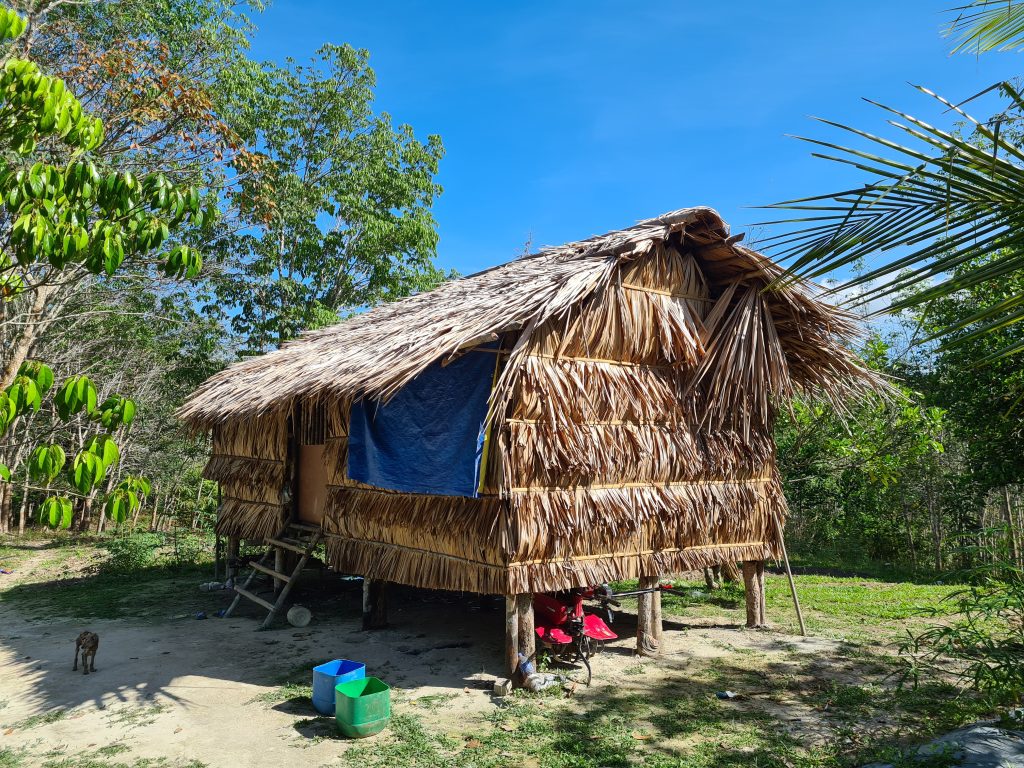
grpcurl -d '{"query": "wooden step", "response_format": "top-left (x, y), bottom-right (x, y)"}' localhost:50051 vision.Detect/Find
top-left (234, 586), bottom-right (275, 611)
top-left (288, 522), bottom-right (321, 533)
top-left (266, 538), bottom-right (308, 555)
top-left (250, 561), bottom-right (290, 583)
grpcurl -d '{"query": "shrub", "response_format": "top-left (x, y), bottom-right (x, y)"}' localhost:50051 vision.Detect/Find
top-left (169, 531), bottom-right (211, 569)
top-left (900, 560), bottom-right (1024, 707)
top-left (100, 532), bottom-right (164, 574)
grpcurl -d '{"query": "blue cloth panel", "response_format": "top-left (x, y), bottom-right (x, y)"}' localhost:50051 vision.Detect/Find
top-left (347, 345), bottom-right (497, 497)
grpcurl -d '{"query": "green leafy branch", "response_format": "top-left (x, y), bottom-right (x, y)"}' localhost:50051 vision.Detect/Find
top-left (0, 360), bottom-right (144, 528)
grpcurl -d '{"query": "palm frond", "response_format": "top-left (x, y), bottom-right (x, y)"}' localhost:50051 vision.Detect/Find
top-left (947, 1), bottom-right (1024, 54)
top-left (762, 84), bottom-right (1024, 356)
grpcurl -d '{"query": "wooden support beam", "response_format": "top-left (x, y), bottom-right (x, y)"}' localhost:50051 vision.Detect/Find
top-left (743, 560), bottom-right (766, 628)
top-left (757, 560), bottom-right (766, 627)
top-left (505, 593), bottom-right (535, 687)
top-left (515, 593), bottom-right (535, 676)
top-left (636, 575), bottom-right (661, 656)
top-left (652, 578), bottom-right (663, 649)
top-left (274, 548), bottom-right (285, 595)
top-left (771, 511), bottom-right (806, 636)
top-left (505, 595), bottom-right (519, 682)
top-left (361, 578), bottom-right (389, 630)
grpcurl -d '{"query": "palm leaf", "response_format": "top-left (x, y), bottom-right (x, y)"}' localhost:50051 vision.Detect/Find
top-left (762, 83), bottom-right (1024, 357)
top-left (947, 1), bottom-right (1024, 53)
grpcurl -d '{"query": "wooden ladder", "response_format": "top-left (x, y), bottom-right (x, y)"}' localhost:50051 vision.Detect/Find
top-left (224, 521), bottom-right (322, 630)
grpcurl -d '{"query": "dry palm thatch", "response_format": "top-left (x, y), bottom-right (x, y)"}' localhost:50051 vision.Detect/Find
top-left (202, 414), bottom-right (288, 540)
top-left (180, 207), bottom-right (887, 592)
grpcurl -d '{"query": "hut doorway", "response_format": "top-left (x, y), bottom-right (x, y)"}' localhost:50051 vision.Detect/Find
top-left (295, 403), bottom-right (329, 525)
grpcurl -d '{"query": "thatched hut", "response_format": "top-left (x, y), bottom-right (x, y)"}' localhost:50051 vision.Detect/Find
top-left (179, 207), bottom-right (880, 666)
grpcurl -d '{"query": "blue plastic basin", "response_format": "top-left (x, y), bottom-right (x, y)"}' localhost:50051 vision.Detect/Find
top-left (312, 659), bottom-right (365, 715)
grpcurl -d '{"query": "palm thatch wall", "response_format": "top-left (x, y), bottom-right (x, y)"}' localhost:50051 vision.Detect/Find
top-left (201, 414), bottom-right (288, 541)
top-left (179, 207), bottom-right (884, 595)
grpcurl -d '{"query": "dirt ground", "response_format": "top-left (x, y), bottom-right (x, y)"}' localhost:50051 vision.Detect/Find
top-left (0, 545), bottom-right (931, 768)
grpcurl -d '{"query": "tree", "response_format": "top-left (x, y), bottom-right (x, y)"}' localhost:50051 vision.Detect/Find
top-left (775, 337), bottom-right (949, 569)
top-left (0, 0), bottom-right (260, 395)
top-left (0, 5), bottom-right (207, 530)
top-left (760, 1), bottom-right (1024, 356)
top-left (213, 43), bottom-right (447, 352)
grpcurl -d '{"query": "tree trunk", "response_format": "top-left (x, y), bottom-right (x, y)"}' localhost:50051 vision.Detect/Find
top-left (0, 284), bottom-right (56, 391)
top-left (17, 470), bottom-right (35, 536)
top-left (1004, 487), bottom-right (1021, 567)
top-left (0, 483), bottom-right (10, 535)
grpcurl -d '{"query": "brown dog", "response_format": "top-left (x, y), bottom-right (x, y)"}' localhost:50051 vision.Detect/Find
top-left (73, 631), bottom-right (98, 675)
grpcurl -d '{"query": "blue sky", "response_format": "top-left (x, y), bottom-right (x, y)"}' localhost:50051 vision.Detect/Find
top-left (248, 1), bottom-right (1021, 278)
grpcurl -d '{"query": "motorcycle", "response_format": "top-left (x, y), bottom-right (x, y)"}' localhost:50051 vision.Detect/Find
top-left (533, 585), bottom-right (619, 685)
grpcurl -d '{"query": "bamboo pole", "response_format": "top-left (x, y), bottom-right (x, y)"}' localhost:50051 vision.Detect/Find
top-left (771, 511), bottom-right (806, 637)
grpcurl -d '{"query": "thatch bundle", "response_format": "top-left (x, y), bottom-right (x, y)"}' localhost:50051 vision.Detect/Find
top-left (179, 207), bottom-right (884, 594)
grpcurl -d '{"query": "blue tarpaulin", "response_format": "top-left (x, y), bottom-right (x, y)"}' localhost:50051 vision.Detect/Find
top-left (347, 346), bottom-right (498, 497)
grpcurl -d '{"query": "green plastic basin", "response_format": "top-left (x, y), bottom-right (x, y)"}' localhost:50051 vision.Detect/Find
top-left (335, 676), bottom-right (390, 738)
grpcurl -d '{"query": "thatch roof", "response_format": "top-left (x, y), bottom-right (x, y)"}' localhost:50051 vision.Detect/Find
top-left (179, 207), bottom-right (880, 428)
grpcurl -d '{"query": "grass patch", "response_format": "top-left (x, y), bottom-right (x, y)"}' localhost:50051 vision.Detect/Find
top-left (410, 693), bottom-right (458, 709)
top-left (40, 751), bottom-right (208, 768)
top-left (247, 660), bottom-right (318, 706)
top-left (0, 564), bottom-right (222, 621)
top-left (612, 574), bottom-right (963, 642)
top-left (104, 704), bottom-right (168, 730)
top-left (0, 748), bottom-right (27, 768)
top-left (6, 708), bottom-right (68, 730)
top-left (95, 744), bottom-right (131, 757)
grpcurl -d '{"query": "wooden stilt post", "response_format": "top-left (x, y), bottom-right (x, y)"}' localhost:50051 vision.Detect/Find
top-left (652, 577), bottom-right (663, 649)
top-left (515, 593), bottom-right (535, 685)
top-left (362, 578), bottom-right (389, 630)
top-left (743, 560), bottom-right (765, 628)
top-left (227, 535), bottom-right (240, 580)
top-left (771, 511), bottom-right (806, 636)
top-left (636, 575), bottom-right (661, 656)
top-left (274, 548), bottom-right (285, 595)
top-left (757, 560), bottom-right (766, 626)
top-left (505, 595), bottom-right (520, 683)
